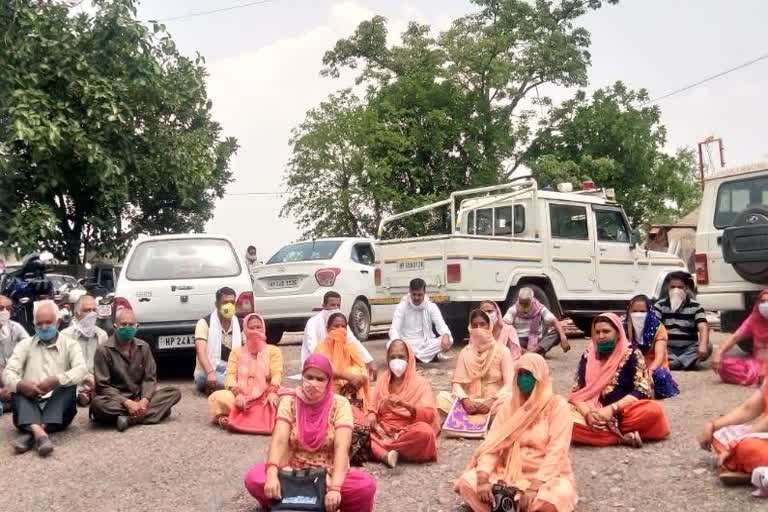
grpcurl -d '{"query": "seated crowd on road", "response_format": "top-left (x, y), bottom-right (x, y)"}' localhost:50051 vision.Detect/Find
top-left (2, 276), bottom-right (768, 510)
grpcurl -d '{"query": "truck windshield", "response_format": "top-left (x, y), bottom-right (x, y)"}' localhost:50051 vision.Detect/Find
top-left (267, 240), bottom-right (343, 264)
top-left (715, 176), bottom-right (768, 228)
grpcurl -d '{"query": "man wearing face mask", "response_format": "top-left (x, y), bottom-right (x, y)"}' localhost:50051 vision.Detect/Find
top-left (91, 308), bottom-right (181, 431)
top-left (389, 279), bottom-right (453, 363)
top-left (301, 291), bottom-right (374, 371)
top-left (61, 295), bottom-right (108, 407)
top-left (653, 271), bottom-right (710, 371)
top-left (503, 287), bottom-right (570, 356)
top-left (2, 300), bottom-right (86, 456)
top-left (0, 294), bottom-right (30, 414)
top-left (194, 287), bottom-right (242, 393)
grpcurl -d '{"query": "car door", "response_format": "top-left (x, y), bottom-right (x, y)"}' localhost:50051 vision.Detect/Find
top-left (349, 242), bottom-right (376, 296)
top-left (548, 202), bottom-right (596, 293)
top-left (593, 206), bottom-right (637, 292)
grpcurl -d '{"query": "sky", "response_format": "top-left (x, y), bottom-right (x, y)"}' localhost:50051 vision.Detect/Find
top-left (97, 0), bottom-right (768, 260)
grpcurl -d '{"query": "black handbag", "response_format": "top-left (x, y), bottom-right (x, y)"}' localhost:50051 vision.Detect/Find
top-left (271, 467), bottom-right (327, 511)
top-left (490, 481), bottom-right (520, 512)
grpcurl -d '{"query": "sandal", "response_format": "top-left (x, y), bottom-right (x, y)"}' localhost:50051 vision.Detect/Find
top-left (216, 415), bottom-right (230, 430)
top-left (617, 430), bottom-right (643, 449)
top-left (719, 471), bottom-right (751, 486)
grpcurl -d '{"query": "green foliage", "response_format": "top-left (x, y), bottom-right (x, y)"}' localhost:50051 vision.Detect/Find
top-left (0, 0), bottom-right (237, 263)
top-left (528, 82), bottom-right (701, 227)
top-left (286, 0), bottom-right (619, 238)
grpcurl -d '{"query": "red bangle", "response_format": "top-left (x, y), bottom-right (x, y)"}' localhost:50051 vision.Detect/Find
top-left (266, 462), bottom-right (281, 472)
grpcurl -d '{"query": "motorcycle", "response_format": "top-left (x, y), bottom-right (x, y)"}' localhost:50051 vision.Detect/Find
top-left (0, 252), bottom-right (55, 333)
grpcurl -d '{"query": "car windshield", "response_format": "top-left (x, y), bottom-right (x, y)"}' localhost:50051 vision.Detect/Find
top-left (125, 239), bottom-right (241, 280)
top-left (267, 240), bottom-right (343, 264)
top-left (715, 175), bottom-right (768, 228)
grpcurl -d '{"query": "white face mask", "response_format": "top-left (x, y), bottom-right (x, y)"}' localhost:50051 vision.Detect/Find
top-left (759, 303), bottom-right (768, 320)
top-left (76, 311), bottom-right (99, 338)
top-left (389, 358), bottom-right (408, 378)
top-left (669, 288), bottom-right (686, 311)
top-left (630, 312), bottom-right (647, 340)
top-left (0, 310), bottom-right (10, 325)
top-left (487, 311), bottom-right (498, 325)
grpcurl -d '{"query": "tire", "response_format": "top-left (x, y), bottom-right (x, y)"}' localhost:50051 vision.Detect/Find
top-left (446, 317), bottom-right (468, 344)
top-left (571, 316), bottom-right (594, 335)
top-left (266, 325), bottom-right (284, 345)
top-left (349, 299), bottom-right (371, 342)
top-left (722, 206), bottom-right (768, 285)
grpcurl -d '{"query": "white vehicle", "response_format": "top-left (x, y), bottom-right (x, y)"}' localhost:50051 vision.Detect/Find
top-left (695, 161), bottom-right (768, 339)
top-left (252, 238), bottom-right (388, 343)
top-left (114, 234), bottom-right (254, 353)
top-left (373, 177), bottom-right (687, 338)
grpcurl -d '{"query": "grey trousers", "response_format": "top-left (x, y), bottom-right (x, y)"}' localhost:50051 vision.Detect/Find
top-left (90, 387), bottom-right (182, 425)
top-left (12, 386), bottom-right (77, 433)
top-left (519, 331), bottom-right (560, 355)
top-left (668, 342), bottom-right (713, 371)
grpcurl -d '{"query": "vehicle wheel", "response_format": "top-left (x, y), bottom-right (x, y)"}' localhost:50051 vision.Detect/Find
top-left (571, 316), bottom-right (594, 335)
top-left (446, 317), bottom-right (468, 344)
top-left (722, 206), bottom-right (768, 284)
top-left (266, 326), bottom-right (284, 345)
top-left (349, 299), bottom-right (371, 342)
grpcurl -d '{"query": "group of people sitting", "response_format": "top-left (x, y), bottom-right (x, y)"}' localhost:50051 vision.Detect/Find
top-left (3, 271), bottom-right (768, 509)
top-left (0, 294), bottom-right (181, 457)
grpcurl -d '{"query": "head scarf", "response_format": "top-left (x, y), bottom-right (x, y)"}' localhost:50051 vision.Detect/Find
top-left (453, 310), bottom-right (499, 397)
top-left (624, 295), bottom-right (662, 354)
top-left (371, 340), bottom-right (440, 432)
top-left (742, 289), bottom-right (768, 363)
top-left (463, 353), bottom-right (559, 485)
top-left (316, 326), bottom-right (370, 408)
top-left (236, 313), bottom-right (269, 398)
top-left (483, 301), bottom-right (521, 358)
top-left (295, 354), bottom-right (335, 451)
top-left (567, 313), bottom-right (630, 408)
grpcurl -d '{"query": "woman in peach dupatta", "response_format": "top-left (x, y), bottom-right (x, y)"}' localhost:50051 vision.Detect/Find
top-left (569, 313), bottom-right (670, 447)
top-left (315, 313), bottom-right (371, 414)
top-left (437, 310), bottom-right (515, 428)
top-left (455, 353), bottom-right (577, 512)
top-left (367, 340), bottom-right (439, 468)
top-left (208, 313), bottom-right (283, 433)
top-left (480, 300), bottom-right (521, 361)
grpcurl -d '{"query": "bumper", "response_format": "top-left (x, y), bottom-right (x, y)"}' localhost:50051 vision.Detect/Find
top-left (136, 320), bottom-right (198, 353)
top-left (697, 292), bottom-right (745, 312)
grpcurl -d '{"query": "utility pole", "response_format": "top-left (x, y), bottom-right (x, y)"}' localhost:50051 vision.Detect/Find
top-left (697, 136), bottom-right (725, 190)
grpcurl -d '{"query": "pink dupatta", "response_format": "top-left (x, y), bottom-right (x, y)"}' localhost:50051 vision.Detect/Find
top-left (238, 313), bottom-right (269, 399)
top-left (487, 301), bottom-right (521, 360)
top-left (295, 353), bottom-right (335, 451)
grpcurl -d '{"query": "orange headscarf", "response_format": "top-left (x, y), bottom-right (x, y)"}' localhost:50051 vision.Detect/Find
top-left (567, 312), bottom-right (630, 408)
top-left (316, 327), bottom-right (370, 408)
top-left (463, 353), bottom-right (560, 484)
top-left (371, 340), bottom-right (440, 432)
top-left (453, 310), bottom-right (499, 397)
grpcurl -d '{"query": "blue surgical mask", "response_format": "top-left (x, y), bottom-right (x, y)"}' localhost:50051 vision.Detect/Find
top-left (35, 324), bottom-right (58, 342)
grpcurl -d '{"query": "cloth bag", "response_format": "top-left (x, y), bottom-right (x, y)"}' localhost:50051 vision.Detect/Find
top-left (271, 468), bottom-right (327, 511)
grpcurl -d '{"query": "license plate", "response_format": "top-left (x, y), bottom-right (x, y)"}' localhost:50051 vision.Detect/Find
top-left (397, 259), bottom-right (425, 272)
top-left (97, 304), bottom-right (112, 318)
top-left (267, 277), bottom-right (299, 289)
top-left (157, 334), bottom-right (195, 349)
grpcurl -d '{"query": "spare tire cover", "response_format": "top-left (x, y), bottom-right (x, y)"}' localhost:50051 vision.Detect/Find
top-left (722, 206), bottom-right (768, 284)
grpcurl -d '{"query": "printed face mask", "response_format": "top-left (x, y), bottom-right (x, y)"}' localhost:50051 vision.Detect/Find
top-left (218, 303), bottom-right (236, 320)
top-left (388, 358), bottom-right (408, 377)
top-left (77, 312), bottom-right (98, 338)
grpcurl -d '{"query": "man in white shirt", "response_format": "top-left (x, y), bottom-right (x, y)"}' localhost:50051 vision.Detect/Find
top-left (389, 278), bottom-right (453, 363)
top-left (0, 294), bottom-right (30, 414)
top-left (503, 287), bottom-right (569, 356)
top-left (61, 295), bottom-right (108, 406)
top-left (302, 291), bottom-right (375, 375)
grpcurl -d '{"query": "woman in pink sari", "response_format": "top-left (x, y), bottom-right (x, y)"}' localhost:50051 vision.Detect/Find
top-left (712, 289), bottom-right (768, 386)
top-left (244, 354), bottom-right (376, 512)
top-left (480, 300), bottom-right (521, 361)
top-left (208, 313), bottom-right (283, 434)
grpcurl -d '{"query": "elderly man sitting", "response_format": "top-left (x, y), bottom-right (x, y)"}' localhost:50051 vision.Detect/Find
top-left (90, 308), bottom-right (181, 431)
top-left (2, 300), bottom-right (87, 457)
top-left (61, 295), bottom-right (108, 407)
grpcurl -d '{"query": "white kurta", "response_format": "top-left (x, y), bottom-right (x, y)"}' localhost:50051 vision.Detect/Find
top-left (389, 296), bottom-right (453, 363)
top-left (301, 311), bottom-right (374, 365)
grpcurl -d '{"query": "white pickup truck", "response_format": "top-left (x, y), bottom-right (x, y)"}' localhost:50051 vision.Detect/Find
top-left (372, 177), bottom-right (687, 339)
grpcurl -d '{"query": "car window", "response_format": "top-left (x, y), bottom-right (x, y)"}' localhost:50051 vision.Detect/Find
top-left (550, 204), bottom-right (589, 240)
top-left (475, 208), bottom-right (493, 235)
top-left (267, 240), bottom-right (343, 264)
top-left (594, 208), bottom-right (630, 243)
top-left (125, 239), bottom-right (241, 281)
top-left (352, 244), bottom-right (375, 266)
top-left (494, 205), bottom-right (526, 236)
top-left (715, 176), bottom-right (768, 228)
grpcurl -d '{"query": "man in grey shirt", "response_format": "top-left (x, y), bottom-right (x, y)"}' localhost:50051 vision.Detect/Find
top-left (61, 295), bottom-right (108, 406)
top-left (0, 294), bottom-right (30, 414)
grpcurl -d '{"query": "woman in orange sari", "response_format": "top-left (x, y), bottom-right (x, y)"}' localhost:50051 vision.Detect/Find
top-left (569, 313), bottom-right (670, 447)
top-left (208, 313), bottom-right (283, 433)
top-left (367, 340), bottom-right (439, 468)
top-left (479, 300), bottom-right (521, 361)
top-left (455, 353), bottom-right (577, 512)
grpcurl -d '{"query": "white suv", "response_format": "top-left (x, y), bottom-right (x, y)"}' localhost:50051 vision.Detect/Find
top-left (696, 161), bottom-right (768, 340)
top-left (252, 238), bottom-right (388, 343)
top-left (115, 234), bottom-right (254, 353)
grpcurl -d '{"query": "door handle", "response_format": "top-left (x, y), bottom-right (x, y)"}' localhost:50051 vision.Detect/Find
top-left (599, 247), bottom-right (607, 253)
top-left (552, 243), bottom-right (561, 249)
top-left (360, 270), bottom-right (369, 274)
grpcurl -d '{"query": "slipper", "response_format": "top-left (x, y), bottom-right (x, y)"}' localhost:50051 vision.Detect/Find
top-left (719, 471), bottom-right (751, 486)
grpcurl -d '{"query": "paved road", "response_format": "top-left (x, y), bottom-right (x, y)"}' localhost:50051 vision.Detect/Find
top-left (1, 331), bottom-right (764, 511)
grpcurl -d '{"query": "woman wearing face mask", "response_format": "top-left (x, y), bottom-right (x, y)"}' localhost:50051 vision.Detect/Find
top-left (208, 313), bottom-right (283, 433)
top-left (712, 289), bottom-right (768, 386)
top-left (437, 310), bottom-right (515, 435)
top-left (366, 340), bottom-right (439, 468)
top-left (479, 300), bottom-right (521, 361)
top-left (624, 295), bottom-right (679, 399)
top-left (569, 313), bottom-right (670, 447)
top-left (455, 353), bottom-right (577, 512)
top-left (243, 354), bottom-right (377, 512)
